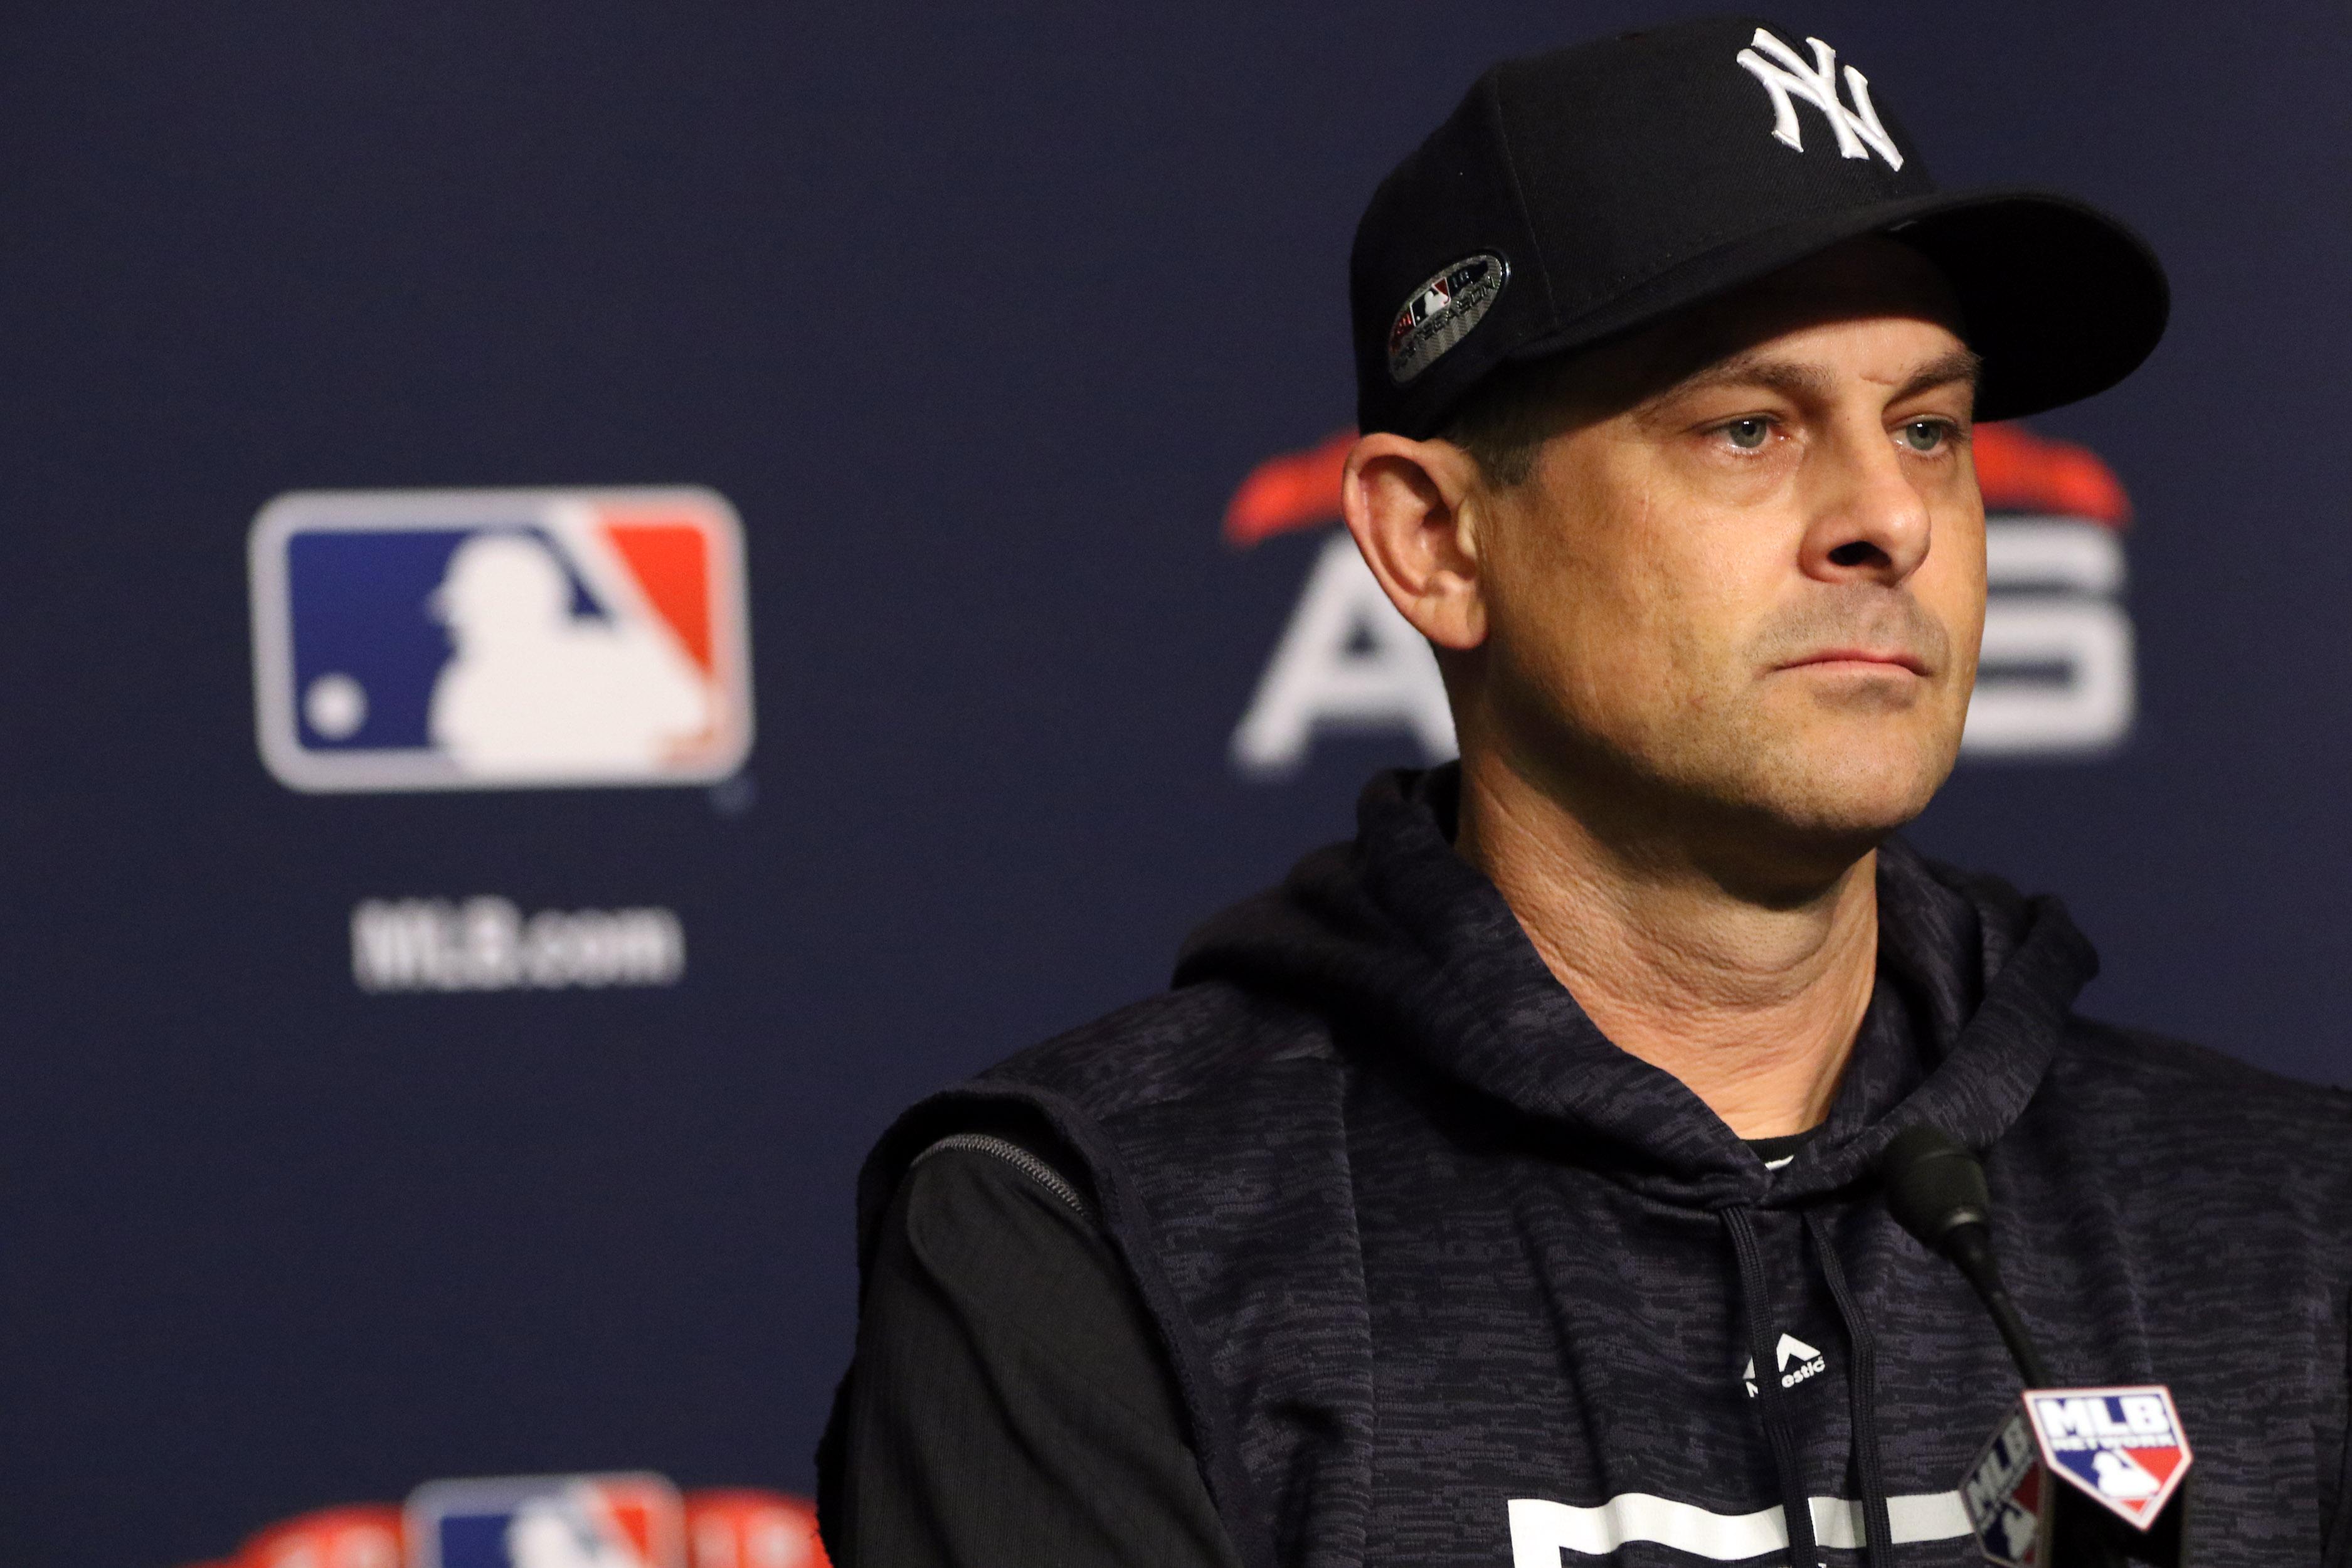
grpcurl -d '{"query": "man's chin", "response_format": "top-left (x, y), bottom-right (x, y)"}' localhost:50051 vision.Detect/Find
top-left (1504, 703), bottom-right (1959, 872)
top-left (1673, 728), bottom-right (1957, 887)
top-left (1745, 750), bottom-right (1951, 842)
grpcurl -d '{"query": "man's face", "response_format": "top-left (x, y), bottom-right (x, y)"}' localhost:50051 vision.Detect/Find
top-left (1468, 240), bottom-right (1985, 862)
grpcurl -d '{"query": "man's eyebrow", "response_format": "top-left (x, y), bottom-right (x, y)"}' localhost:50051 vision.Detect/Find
top-left (1650, 351), bottom-right (1834, 408)
top-left (1892, 347), bottom-right (1984, 402)
top-left (1639, 345), bottom-right (1985, 417)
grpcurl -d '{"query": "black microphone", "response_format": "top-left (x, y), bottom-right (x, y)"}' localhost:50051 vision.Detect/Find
top-left (1882, 1127), bottom-right (2192, 1567)
top-left (1880, 1124), bottom-right (2055, 1389)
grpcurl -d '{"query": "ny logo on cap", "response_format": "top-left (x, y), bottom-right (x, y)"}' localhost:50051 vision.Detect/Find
top-left (1735, 29), bottom-right (1904, 171)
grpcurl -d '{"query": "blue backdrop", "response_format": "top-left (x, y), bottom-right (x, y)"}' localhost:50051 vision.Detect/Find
top-left (1, 4), bottom-right (2346, 1562)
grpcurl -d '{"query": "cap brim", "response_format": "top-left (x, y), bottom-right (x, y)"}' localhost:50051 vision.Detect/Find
top-left (1888, 191), bottom-right (2169, 420)
top-left (1485, 188), bottom-right (2168, 427)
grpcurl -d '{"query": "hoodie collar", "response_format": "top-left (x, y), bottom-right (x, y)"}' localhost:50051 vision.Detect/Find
top-left (1176, 766), bottom-right (2099, 1208)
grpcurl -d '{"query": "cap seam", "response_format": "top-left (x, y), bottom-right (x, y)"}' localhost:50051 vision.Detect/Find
top-left (1482, 68), bottom-right (1559, 327)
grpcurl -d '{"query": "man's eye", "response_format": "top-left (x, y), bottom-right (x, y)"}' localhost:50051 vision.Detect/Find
top-left (1722, 417), bottom-right (1772, 450)
top-left (1899, 419), bottom-right (1949, 452)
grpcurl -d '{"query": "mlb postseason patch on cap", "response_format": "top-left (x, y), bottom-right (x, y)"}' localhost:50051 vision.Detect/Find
top-left (2023, 1385), bottom-right (2192, 1528)
top-left (1385, 253), bottom-right (1508, 384)
top-left (248, 487), bottom-right (753, 792)
top-left (406, 1473), bottom-right (686, 1568)
top-left (1961, 1408), bottom-right (2050, 1568)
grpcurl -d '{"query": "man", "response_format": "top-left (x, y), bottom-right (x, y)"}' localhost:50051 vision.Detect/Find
top-left (821, 16), bottom-right (2352, 1567)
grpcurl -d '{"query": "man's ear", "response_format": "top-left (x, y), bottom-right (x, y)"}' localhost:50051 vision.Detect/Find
top-left (1341, 433), bottom-right (1489, 651)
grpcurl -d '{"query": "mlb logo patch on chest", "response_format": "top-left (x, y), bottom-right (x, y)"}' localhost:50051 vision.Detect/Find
top-left (250, 487), bottom-right (752, 791)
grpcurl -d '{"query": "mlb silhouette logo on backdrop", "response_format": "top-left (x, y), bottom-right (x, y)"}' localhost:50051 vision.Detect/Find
top-left (406, 1473), bottom-right (686, 1568)
top-left (251, 489), bottom-right (752, 791)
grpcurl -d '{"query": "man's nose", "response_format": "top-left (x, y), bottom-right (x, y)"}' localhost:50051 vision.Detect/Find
top-left (1798, 425), bottom-right (1934, 586)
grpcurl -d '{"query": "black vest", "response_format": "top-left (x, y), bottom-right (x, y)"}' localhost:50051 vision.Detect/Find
top-left (830, 771), bottom-right (2352, 1566)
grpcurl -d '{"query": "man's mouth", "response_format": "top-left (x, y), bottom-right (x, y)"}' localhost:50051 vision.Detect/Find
top-left (1777, 648), bottom-right (1932, 677)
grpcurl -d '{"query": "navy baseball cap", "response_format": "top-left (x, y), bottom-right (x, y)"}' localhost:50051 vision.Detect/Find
top-left (1352, 16), bottom-right (2169, 438)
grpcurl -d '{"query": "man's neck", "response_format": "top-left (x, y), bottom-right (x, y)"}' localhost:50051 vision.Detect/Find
top-left (1453, 755), bottom-right (1880, 1140)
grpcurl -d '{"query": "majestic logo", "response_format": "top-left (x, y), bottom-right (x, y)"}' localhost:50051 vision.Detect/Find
top-left (1734, 29), bottom-right (1904, 170)
top-left (1386, 254), bottom-right (1508, 384)
top-left (1741, 1332), bottom-right (1827, 1397)
top-left (2023, 1386), bottom-right (2192, 1528)
top-left (406, 1473), bottom-right (686, 1568)
top-left (250, 488), bottom-right (752, 792)
top-left (1221, 423), bottom-right (2136, 777)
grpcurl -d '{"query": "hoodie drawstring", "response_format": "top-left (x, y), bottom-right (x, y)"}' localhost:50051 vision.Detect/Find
top-left (1723, 1205), bottom-right (1820, 1568)
top-left (1808, 1209), bottom-right (1894, 1568)
top-left (1724, 1207), bottom-right (1897, 1568)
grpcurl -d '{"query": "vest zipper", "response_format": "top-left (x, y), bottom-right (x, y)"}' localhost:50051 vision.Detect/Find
top-left (912, 1132), bottom-right (1093, 1221)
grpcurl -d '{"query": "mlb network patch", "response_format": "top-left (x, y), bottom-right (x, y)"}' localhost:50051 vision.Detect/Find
top-left (250, 488), bottom-right (752, 791)
top-left (406, 1473), bottom-right (685, 1568)
top-left (2024, 1385), bottom-right (2191, 1527)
